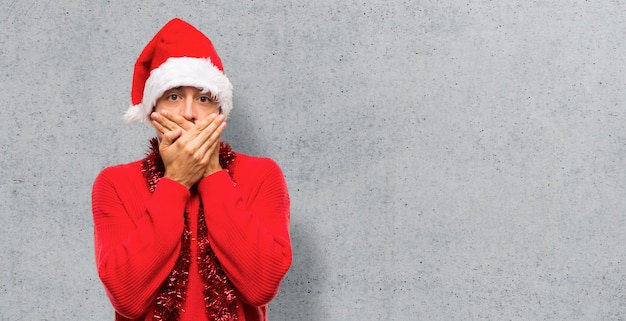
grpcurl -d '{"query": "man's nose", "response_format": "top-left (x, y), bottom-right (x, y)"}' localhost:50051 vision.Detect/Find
top-left (181, 97), bottom-right (196, 122)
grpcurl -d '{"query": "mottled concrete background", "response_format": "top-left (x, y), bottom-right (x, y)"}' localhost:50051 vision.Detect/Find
top-left (2, 1), bottom-right (626, 320)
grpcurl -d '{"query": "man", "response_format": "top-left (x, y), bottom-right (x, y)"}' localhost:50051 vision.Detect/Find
top-left (92, 18), bottom-right (292, 321)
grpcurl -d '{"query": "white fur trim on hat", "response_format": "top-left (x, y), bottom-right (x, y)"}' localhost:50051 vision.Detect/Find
top-left (123, 57), bottom-right (233, 123)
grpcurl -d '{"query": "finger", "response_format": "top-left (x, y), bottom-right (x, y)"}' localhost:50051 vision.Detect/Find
top-left (180, 113), bottom-right (222, 146)
top-left (151, 111), bottom-right (183, 134)
top-left (187, 113), bottom-right (219, 134)
top-left (172, 114), bottom-right (224, 159)
top-left (159, 128), bottom-right (182, 147)
top-left (198, 122), bottom-right (226, 172)
top-left (194, 121), bottom-right (227, 158)
top-left (190, 114), bottom-right (225, 148)
top-left (151, 118), bottom-right (168, 136)
top-left (160, 110), bottom-right (195, 132)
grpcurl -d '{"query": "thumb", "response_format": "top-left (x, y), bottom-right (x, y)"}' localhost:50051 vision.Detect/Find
top-left (159, 128), bottom-right (182, 148)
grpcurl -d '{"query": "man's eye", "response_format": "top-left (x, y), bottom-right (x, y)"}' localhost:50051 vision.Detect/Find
top-left (168, 94), bottom-right (179, 100)
top-left (200, 96), bottom-right (214, 103)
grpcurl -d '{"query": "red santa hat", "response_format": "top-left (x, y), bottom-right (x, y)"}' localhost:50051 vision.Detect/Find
top-left (124, 18), bottom-right (233, 123)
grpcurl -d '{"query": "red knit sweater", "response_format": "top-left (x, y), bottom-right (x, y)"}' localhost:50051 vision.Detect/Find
top-left (92, 152), bottom-right (292, 321)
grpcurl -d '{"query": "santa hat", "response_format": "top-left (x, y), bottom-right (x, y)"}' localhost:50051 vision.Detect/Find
top-left (124, 18), bottom-right (233, 123)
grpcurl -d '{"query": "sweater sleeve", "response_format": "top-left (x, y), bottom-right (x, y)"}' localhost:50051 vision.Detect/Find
top-left (197, 158), bottom-right (292, 307)
top-left (92, 167), bottom-right (189, 319)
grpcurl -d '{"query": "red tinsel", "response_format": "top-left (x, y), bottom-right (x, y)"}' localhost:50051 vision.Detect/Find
top-left (198, 205), bottom-right (239, 320)
top-left (141, 137), bottom-right (239, 321)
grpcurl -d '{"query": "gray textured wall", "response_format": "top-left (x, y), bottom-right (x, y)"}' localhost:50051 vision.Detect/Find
top-left (2, 1), bottom-right (625, 320)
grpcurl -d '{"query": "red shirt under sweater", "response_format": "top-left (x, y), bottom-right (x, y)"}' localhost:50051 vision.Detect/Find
top-left (92, 152), bottom-right (292, 320)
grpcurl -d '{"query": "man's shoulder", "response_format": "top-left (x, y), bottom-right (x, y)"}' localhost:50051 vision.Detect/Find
top-left (95, 159), bottom-right (143, 181)
top-left (233, 152), bottom-right (280, 169)
top-left (232, 152), bottom-right (284, 181)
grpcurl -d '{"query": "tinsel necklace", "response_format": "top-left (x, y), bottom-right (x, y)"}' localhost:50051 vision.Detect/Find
top-left (141, 137), bottom-right (239, 321)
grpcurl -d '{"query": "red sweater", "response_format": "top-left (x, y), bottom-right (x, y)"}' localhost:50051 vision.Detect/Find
top-left (92, 152), bottom-right (292, 320)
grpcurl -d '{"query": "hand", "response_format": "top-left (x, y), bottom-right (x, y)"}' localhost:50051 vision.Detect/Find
top-left (150, 110), bottom-right (195, 135)
top-left (151, 111), bottom-right (226, 188)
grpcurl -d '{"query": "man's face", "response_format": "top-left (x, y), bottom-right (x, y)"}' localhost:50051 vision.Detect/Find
top-left (153, 86), bottom-right (221, 139)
